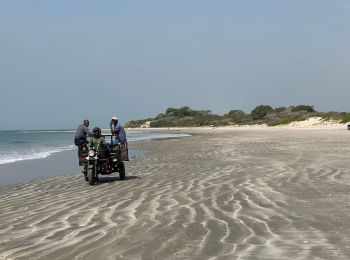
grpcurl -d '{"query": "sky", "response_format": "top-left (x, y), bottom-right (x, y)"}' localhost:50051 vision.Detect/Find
top-left (1, 0), bottom-right (350, 130)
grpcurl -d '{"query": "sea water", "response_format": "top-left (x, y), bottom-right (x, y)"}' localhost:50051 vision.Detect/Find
top-left (0, 130), bottom-right (190, 165)
top-left (0, 129), bottom-right (190, 185)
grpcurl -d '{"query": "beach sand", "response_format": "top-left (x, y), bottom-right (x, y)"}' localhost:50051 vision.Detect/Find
top-left (1, 126), bottom-right (350, 259)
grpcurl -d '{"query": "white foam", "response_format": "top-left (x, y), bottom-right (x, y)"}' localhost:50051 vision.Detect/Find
top-left (16, 130), bottom-right (75, 134)
top-left (0, 145), bottom-right (75, 165)
top-left (128, 133), bottom-right (191, 142)
top-left (0, 131), bottom-right (190, 165)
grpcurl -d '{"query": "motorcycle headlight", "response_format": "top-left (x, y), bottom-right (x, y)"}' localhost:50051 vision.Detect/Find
top-left (88, 150), bottom-right (96, 157)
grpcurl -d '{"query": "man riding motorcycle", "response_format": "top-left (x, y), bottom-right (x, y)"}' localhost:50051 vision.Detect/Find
top-left (79, 126), bottom-right (127, 184)
top-left (88, 127), bottom-right (106, 148)
top-left (88, 127), bottom-right (112, 174)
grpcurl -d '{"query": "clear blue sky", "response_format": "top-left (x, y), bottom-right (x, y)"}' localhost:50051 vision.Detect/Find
top-left (1, 0), bottom-right (350, 130)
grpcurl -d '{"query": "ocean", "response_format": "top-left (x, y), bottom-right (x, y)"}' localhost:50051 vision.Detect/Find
top-left (0, 129), bottom-right (190, 185)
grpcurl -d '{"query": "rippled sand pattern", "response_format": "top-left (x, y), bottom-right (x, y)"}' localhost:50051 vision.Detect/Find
top-left (1, 129), bottom-right (350, 259)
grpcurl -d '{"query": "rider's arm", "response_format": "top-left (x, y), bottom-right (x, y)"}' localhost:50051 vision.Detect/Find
top-left (88, 138), bottom-right (94, 148)
top-left (83, 126), bottom-right (92, 137)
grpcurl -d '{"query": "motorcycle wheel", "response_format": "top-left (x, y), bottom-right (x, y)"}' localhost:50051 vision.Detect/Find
top-left (87, 167), bottom-right (95, 185)
top-left (118, 162), bottom-right (125, 180)
top-left (84, 166), bottom-right (88, 182)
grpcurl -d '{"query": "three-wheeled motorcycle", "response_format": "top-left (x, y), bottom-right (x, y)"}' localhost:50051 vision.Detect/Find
top-left (78, 135), bottom-right (129, 185)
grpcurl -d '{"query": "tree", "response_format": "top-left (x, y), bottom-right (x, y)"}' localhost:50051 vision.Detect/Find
top-left (275, 107), bottom-right (287, 113)
top-left (291, 105), bottom-right (315, 113)
top-left (227, 110), bottom-right (245, 122)
top-left (174, 106), bottom-right (192, 117)
top-left (251, 105), bottom-right (274, 120)
top-left (165, 107), bottom-right (177, 115)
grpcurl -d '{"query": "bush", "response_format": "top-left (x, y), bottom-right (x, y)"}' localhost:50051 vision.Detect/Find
top-left (251, 105), bottom-right (274, 120)
top-left (155, 113), bottom-right (165, 119)
top-left (150, 118), bottom-right (176, 127)
top-left (291, 105), bottom-right (315, 113)
top-left (269, 116), bottom-right (303, 126)
top-left (127, 104), bottom-right (349, 128)
top-left (339, 114), bottom-right (350, 123)
top-left (319, 112), bottom-right (350, 123)
top-left (226, 110), bottom-right (246, 122)
top-left (275, 107), bottom-right (288, 113)
top-left (125, 119), bottom-right (150, 128)
top-left (173, 106), bottom-right (192, 117)
top-left (165, 107), bottom-right (177, 115)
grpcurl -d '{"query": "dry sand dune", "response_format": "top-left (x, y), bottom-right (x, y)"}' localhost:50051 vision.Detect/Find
top-left (1, 128), bottom-right (350, 259)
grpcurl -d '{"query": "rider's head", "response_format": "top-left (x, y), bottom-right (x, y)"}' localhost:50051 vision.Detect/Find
top-left (111, 116), bottom-right (118, 124)
top-left (92, 127), bottom-right (101, 138)
top-left (83, 119), bottom-right (89, 127)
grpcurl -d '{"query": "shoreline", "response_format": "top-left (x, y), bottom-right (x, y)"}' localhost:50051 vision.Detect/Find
top-left (0, 147), bottom-right (147, 187)
top-left (0, 130), bottom-right (190, 186)
top-left (0, 122), bottom-right (347, 186)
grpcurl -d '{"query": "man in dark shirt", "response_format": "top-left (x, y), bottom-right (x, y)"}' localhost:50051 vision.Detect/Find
top-left (74, 119), bottom-right (92, 148)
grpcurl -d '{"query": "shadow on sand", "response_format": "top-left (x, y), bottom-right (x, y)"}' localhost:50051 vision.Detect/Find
top-left (97, 175), bottom-right (139, 184)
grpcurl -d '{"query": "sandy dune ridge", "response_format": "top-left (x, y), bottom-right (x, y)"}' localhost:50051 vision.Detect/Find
top-left (1, 127), bottom-right (350, 259)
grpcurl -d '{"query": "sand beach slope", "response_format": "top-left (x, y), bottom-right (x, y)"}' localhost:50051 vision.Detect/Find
top-left (1, 126), bottom-right (350, 259)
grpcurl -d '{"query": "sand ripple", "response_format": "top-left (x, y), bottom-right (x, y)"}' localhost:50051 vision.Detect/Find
top-left (1, 129), bottom-right (350, 259)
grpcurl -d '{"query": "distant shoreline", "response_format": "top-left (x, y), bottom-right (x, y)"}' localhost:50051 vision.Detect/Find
top-left (126, 116), bottom-right (347, 131)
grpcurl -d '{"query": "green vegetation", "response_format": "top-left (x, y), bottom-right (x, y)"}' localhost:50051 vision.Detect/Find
top-left (125, 118), bottom-right (152, 128)
top-left (317, 112), bottom-right (350, 124)
top-left (291, 105), bottom-right (315, 113)
top-left (149, 107), bottom-right (224, 127)
top-left (251, 105), bottom-right (274, 120)
top-left (125, 105), bottom-right (350, 128)
top-left (225, 110), bottom-right (246, 123)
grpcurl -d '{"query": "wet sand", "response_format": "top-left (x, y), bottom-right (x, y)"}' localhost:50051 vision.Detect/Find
top-left (1, 128), bottom-right (350, 259)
